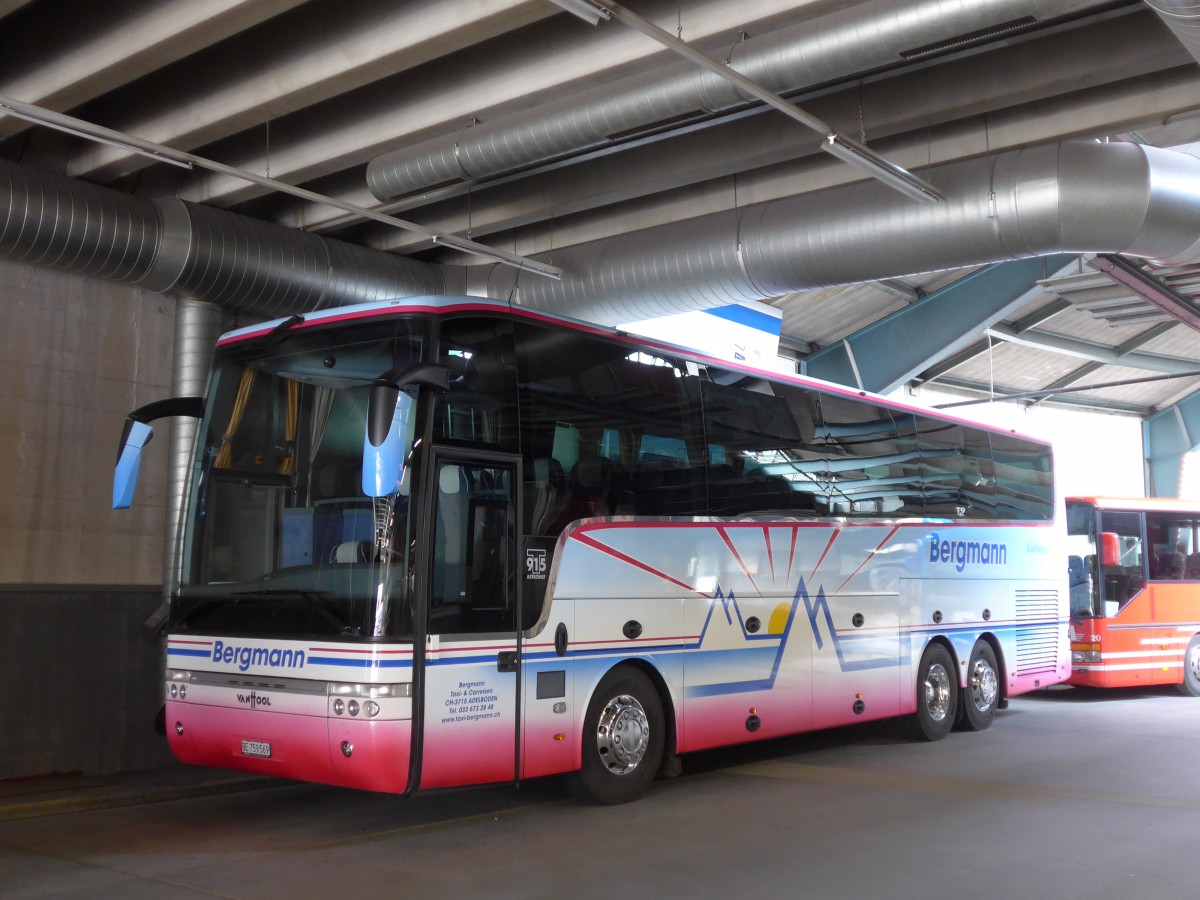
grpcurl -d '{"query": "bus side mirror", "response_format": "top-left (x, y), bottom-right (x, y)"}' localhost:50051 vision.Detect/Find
top-left (112, 397), bottom-right (205, 509)
top-left (363, 364), bottom-right (449, 498)
top-left (363, 389), bottom-right (413, 497)
top-left (113, 420), bottom-right (155, 509)
top-left (1099, 532), bottom-right (1120, 568)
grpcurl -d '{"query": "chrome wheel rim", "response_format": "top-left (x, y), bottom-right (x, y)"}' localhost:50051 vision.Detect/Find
top-left (924, 663), bottom-right (953, 722)
top-left (594, 692), bottom-right (650, 775)
top-left (969, 657), bottom-right (999, 712)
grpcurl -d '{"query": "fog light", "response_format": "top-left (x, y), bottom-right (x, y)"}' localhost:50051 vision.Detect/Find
top-left (341, 741), bottom-right (353, 758)
top-left (348, 699), bottom-right (360, 717)
top-left (175, 722), bottom-right (184, 736)
top-left (364, 701), bottom-right (380, 718)
top-left (333, 698), bottom-right (345, 715)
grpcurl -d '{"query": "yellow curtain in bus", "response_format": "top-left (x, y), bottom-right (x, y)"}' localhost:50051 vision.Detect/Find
top-left (278, 379), bottom-right (300, 475)
top-left (214, 368), bottom-right (258, 469)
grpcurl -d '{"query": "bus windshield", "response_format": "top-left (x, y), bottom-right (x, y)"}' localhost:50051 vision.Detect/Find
top-left (173, 317), bottom-right (431, 640)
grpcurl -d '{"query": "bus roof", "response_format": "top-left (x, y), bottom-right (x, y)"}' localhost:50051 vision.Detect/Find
top-left (218, 295), bottom-right (1053, 448)
top-left (1068, 496), bottom-right (1200, 513)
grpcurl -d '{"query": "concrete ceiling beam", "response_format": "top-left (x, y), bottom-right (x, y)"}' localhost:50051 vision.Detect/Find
top-left (166, 0), bottom-right (819, 207)
top-left (0, 0), bottom-right (307, 141)
top-left (67, 0), bottom-right (555, 182)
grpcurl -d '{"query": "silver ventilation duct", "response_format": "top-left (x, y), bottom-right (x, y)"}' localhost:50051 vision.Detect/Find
top-left (0, 160), bottom-right (162, 279)
top-left (162, 299), bottom-right (223, 606)
top-left (366, 0), bottom-right (1101, 201)
top-left (1146, 0), bottom-right (1200, 64)
top-left (0, 159), bottom-right (444, 317)
top-left (5, 142), bottom-right (1200, 328)
top-left (488, 141), bottom-right (1200, 324)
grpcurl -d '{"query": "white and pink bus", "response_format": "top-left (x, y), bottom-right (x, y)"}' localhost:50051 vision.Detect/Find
top-left (115, 296), bottom-right (1068, 803)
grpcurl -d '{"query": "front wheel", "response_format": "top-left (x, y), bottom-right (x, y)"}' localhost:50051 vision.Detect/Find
top-left (1178, 635), bottom-right (1200, 697)
top-left (910, 643), bottom-right (957, 741)
top-left (960, 640), bottom-right (999, 731)
top-left (574, 665), bottom-right (665, 804)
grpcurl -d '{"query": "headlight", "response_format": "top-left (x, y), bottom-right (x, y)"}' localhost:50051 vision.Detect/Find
top-left (166, 669), bottom-right (192, 700)
top-left (1071, 642), bottom-right (1101, 663)
top-left (328, 682), bottom-right (409, 718)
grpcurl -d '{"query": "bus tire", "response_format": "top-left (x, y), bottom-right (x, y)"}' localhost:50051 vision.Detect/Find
top-left (574, 665), bottom-right (665, 804)
top-left (910, 643), bottom-right (957, 741)
top-left (960, 641), bottom-right (999, 731)
top-left (1178, 635), bottom-right (1200, 697)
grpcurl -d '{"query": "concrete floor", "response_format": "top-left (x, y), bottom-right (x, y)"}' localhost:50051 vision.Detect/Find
top-left (2, 684), bottom-right (1198, 899)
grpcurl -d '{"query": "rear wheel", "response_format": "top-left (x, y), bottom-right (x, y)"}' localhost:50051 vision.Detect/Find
top-left (1178, 635), bottom-right (1200, 697)
top-left (960, 640), bottom-right (999, 731)
top-left (574, 666), bottom-right (665, 804)
top-left (910, 643), bottom-right (957, 741)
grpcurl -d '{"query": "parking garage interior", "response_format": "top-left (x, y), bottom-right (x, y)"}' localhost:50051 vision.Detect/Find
top-left (3, 2), bottom-right (1200, 895)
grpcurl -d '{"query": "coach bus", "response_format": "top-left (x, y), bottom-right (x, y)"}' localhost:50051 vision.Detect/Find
top-left (114, 296), bottom-right (1068, 803)
top-left (1067, 496), bottom-right (1200, 696)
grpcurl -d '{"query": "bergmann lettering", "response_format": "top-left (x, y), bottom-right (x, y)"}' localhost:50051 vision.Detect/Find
top-left (927, 532), bottom-right (1008, 573)
top-left (211, 640), bottom-right (306, 672)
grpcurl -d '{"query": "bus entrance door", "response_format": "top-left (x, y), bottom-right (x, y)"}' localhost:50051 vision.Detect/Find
top-left (417, 452), bottom-right (521, 790)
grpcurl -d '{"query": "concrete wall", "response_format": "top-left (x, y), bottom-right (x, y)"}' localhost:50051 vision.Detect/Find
top-left (0, 259), bottom-right (176, 778)
top-left (0, 587), bottom-right (174, 778)
top-left (0, 258), bottom-right (174, 585)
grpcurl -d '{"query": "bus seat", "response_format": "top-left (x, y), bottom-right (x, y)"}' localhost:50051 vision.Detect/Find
top-left (567, 457), bottom-right (614, 519)
top-left (528, 457), bottom-right (568, 535)
top-left (332, 540), bottom-right (371, 563)
top-left (1068, 555), bottom-right (1085, 586)
top-left (1068, 555), bottom-right (1092, 614)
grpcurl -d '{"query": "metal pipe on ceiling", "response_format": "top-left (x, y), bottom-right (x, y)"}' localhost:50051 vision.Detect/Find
top-left (488, 141), bottom-right (1200, 324)
top-left (4, 141), bottom-right (1200, 329)
top-left (0, 158), bottom-right (444, 319)
top-left (1145, 0), bottom-right (1200, 64)
top-left (365, 0), bottom-right (1103, 202)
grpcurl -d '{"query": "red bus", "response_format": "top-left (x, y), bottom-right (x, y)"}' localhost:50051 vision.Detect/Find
top-left (1067, 497), bottom-right (1200, 695)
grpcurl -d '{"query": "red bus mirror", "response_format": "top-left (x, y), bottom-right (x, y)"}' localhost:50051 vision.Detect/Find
top-left (1099, 532), bottom-right (1120, 567)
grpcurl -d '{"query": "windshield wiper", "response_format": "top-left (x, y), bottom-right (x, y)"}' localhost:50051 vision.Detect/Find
top-left (231, 589), bottom-right (361, 635)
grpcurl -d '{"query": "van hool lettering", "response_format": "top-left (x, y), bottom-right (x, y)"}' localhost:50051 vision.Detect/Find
top-left (236, 690), bottom-right (272, 708)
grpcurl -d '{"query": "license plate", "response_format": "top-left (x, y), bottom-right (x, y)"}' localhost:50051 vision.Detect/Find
top-left (241, 739), bottom-right (272, 759)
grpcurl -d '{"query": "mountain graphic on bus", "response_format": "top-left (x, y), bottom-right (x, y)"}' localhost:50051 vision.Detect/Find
top-left (685, 584), bottom-right (799, 698)
top-left (798, 577), bottom-right (905, 672)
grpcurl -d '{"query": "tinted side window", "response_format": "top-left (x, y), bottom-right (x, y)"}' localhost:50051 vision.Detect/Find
top-left (514, 323), bottom-right (706, 534)
top-left (701, 377), bottom-right (814, 517)
top-left (810, 393), bottom-right (925, 517)
top-left (433, 317), bottom-right (519, 452)
top-left (1099, 510), bottom-right (1145, 612)
top-left (991, 431), bottom-right (1054, 521)
top-left (913, 415), bottom-right (996, 519)
top-left (700, 378), bottom-right (926, 518)
top-left (1146, 511), bottom-right (1200, 581)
